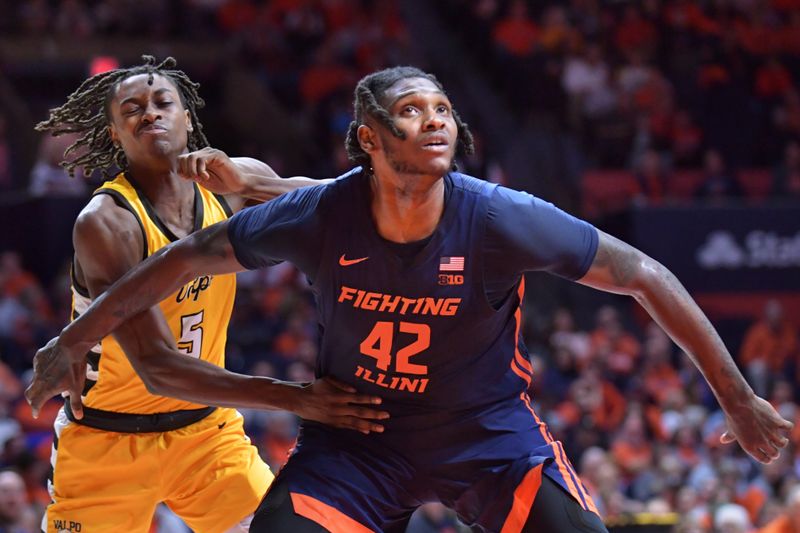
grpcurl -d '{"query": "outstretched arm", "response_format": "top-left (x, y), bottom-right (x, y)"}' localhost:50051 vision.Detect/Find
top-left (177, 148), bottom-right (332, 210)
top-left (27, 208), bottom-right (387, 432)
top-left (579, 230), bottom-right (793, 463)
top-left (62, 219), bottom-right (241, 357)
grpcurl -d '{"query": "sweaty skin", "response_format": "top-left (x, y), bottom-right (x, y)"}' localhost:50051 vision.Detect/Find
top-left (29, 76), bottom-right (792, 464)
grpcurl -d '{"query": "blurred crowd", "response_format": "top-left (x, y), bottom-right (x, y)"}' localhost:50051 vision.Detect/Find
top-left (0, 0), bottom-right (797, 206)
top-left (0, 0), bottom-right (799, 532)
top-left (441, 0), bottom-right (800, 208)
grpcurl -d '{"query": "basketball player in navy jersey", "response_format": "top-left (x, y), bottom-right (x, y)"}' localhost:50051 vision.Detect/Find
top-left (28, 67), bottom-right (792, 533)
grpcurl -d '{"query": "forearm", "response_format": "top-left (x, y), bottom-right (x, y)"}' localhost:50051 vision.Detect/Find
top-left (224, 156), bottom-right (331, 202)
top-left (634, 262), bottom-right (754, 409)
top-left (240, 175), bottom-right (331, 202)
top-left (581, 231), bottom-right (754, 410)
top-left (61, 242), bottom-right (198, 351)
top-left (136, 346), bottom-right (302, 410)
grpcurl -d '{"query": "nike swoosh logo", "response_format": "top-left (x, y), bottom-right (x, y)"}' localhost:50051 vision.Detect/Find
top-left (339, 254), bottom-right (369, 266)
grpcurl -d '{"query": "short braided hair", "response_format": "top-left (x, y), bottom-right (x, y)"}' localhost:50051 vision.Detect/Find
top-left (344, 66), bottom-right (475, 170)
top-left (35, 55), bottom-right (208, 178)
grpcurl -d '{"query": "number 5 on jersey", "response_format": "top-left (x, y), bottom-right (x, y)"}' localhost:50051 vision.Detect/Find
top-left (177, 310), bottom-right (204, 358)
top-left (360, 321), bottom-right (430, 375)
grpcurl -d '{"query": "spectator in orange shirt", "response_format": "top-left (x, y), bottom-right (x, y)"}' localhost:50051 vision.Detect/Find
top-left (739, 299), bottom-right (798, 396)
top-left (589, 305), bottom-right (641, 383)
top-left (641, 322), bottom-right (683, 405)
top-left (492, 0), bottom-right (539, 58)
top-left (557, 359), bottom-right (626, 434)
top-left (760, 485), bottom-right (800, 533)
top-left (610, 406), bottom-right (655, 481)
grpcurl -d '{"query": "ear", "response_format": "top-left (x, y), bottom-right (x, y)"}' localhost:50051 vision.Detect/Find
top-left (185, 110), bottom-right (193, 132)
top-left (108, 124), bottom-right (119, 146)
top-left (357, 124), bottom-right (377, 153)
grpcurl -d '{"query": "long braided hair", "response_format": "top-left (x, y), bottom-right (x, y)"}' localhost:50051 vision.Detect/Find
top-left (344, 66), bottom-right (475, 171)
top-left (35, 55), bottom-right (209, 178)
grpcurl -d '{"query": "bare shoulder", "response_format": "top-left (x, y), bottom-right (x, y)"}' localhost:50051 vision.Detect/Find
top-left (74, 194), bottom-right (140, 241)
top-left (73, 194), bottom-right (144, 276)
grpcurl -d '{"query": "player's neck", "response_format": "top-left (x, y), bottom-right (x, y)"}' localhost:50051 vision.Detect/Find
top-left (369, 171), bottom-right (445, 243)
top-left (125, 162), bottom-right (196, 232)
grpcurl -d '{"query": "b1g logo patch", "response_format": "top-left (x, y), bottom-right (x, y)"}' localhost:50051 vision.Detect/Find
top-left (439, 256), bottom-right (464, 285)
top-left (438, 274), bottom-right (464, 286)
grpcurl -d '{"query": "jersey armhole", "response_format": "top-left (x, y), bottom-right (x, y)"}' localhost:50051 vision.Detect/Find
top-left (213, 193), bottom-right (234, 218)
top-left (93, 190), bottom-right (149, 260)
top-left (69, 260), bottom-right (90, 298)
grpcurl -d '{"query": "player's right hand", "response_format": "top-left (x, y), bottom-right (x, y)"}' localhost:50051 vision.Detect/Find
top-left (25, 337), bottom-right (87, 420)
top-left (295, 377), bottom-right (389, 434)
top-left (177, 148), bottom-right (246, 195)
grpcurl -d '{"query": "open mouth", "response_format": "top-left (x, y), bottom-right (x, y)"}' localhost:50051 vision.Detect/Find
top-left (421, 136), bottom-right (449, 149)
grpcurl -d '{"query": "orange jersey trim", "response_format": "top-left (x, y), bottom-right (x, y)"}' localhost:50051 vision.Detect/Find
top-left (500, 464), bottom-right (543, 533)
top-left (511, 279), bottom-right (533, 385)
top-left (511, 359), bottom-right (532, 385)
top-left (290, 492), bottom-right (375, 533)
top-left (513, 280), bottom-right (533, 374)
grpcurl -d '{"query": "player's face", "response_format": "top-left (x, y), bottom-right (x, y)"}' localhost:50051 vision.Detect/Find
top-left (107, 73), bottom-right (192, 166)
top-left (369, 77), bottom-right (458, 178)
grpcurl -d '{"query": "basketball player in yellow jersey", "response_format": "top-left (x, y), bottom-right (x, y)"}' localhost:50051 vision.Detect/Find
top-left (32, 56), bottom-right (388, 533)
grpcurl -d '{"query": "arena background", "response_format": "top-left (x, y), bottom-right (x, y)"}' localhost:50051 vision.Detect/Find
top-left (0, 0), bottom-right (798, 531)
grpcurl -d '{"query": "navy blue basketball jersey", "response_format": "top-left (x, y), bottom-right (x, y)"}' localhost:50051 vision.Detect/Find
top-left (228, 168), bottom-right (600, 531)
top-left (314, 172), bottom-right (532, 426)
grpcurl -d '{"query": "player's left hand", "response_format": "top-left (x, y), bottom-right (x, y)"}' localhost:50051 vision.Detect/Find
top-left (178, 148), bottom-right (249, 195)
top-left (720, 394), bottom-right (793, 464)
top-left (25, 336), bottom-right (87, 420)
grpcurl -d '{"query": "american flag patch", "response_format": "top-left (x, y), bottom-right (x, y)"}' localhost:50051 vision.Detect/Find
top-left (439, 256), bottom-right (464, 271)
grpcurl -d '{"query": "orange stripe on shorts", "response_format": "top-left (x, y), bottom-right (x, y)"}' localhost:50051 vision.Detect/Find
top-left (500, 464), bottom-right (543, 533)
top-left (290, 492), bottom-right (375, 533)
top-left (519, 393), bottom-right (586, 509)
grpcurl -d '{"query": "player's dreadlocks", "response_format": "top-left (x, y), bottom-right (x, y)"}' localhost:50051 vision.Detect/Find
top-left (35, 55), bottom-right (208, 178)
top-left (345, 66), bottom-right (475, 171)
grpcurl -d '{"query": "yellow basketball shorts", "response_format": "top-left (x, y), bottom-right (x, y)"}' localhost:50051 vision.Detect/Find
top-left (44, 406), bottom-right (273, 533)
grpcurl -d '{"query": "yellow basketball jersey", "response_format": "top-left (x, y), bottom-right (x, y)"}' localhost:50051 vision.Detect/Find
top-left (72, 174), bottom-right (236, 414)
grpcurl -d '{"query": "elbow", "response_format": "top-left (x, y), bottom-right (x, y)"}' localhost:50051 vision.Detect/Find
top-left (139, 365), bottom-right (169, 396)
top-left (141, 371), bottom-right (166, 396)
top-left (630, 258), bottom-right (670, 304)
top-left (134, 355), bottom-right (176, 397)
